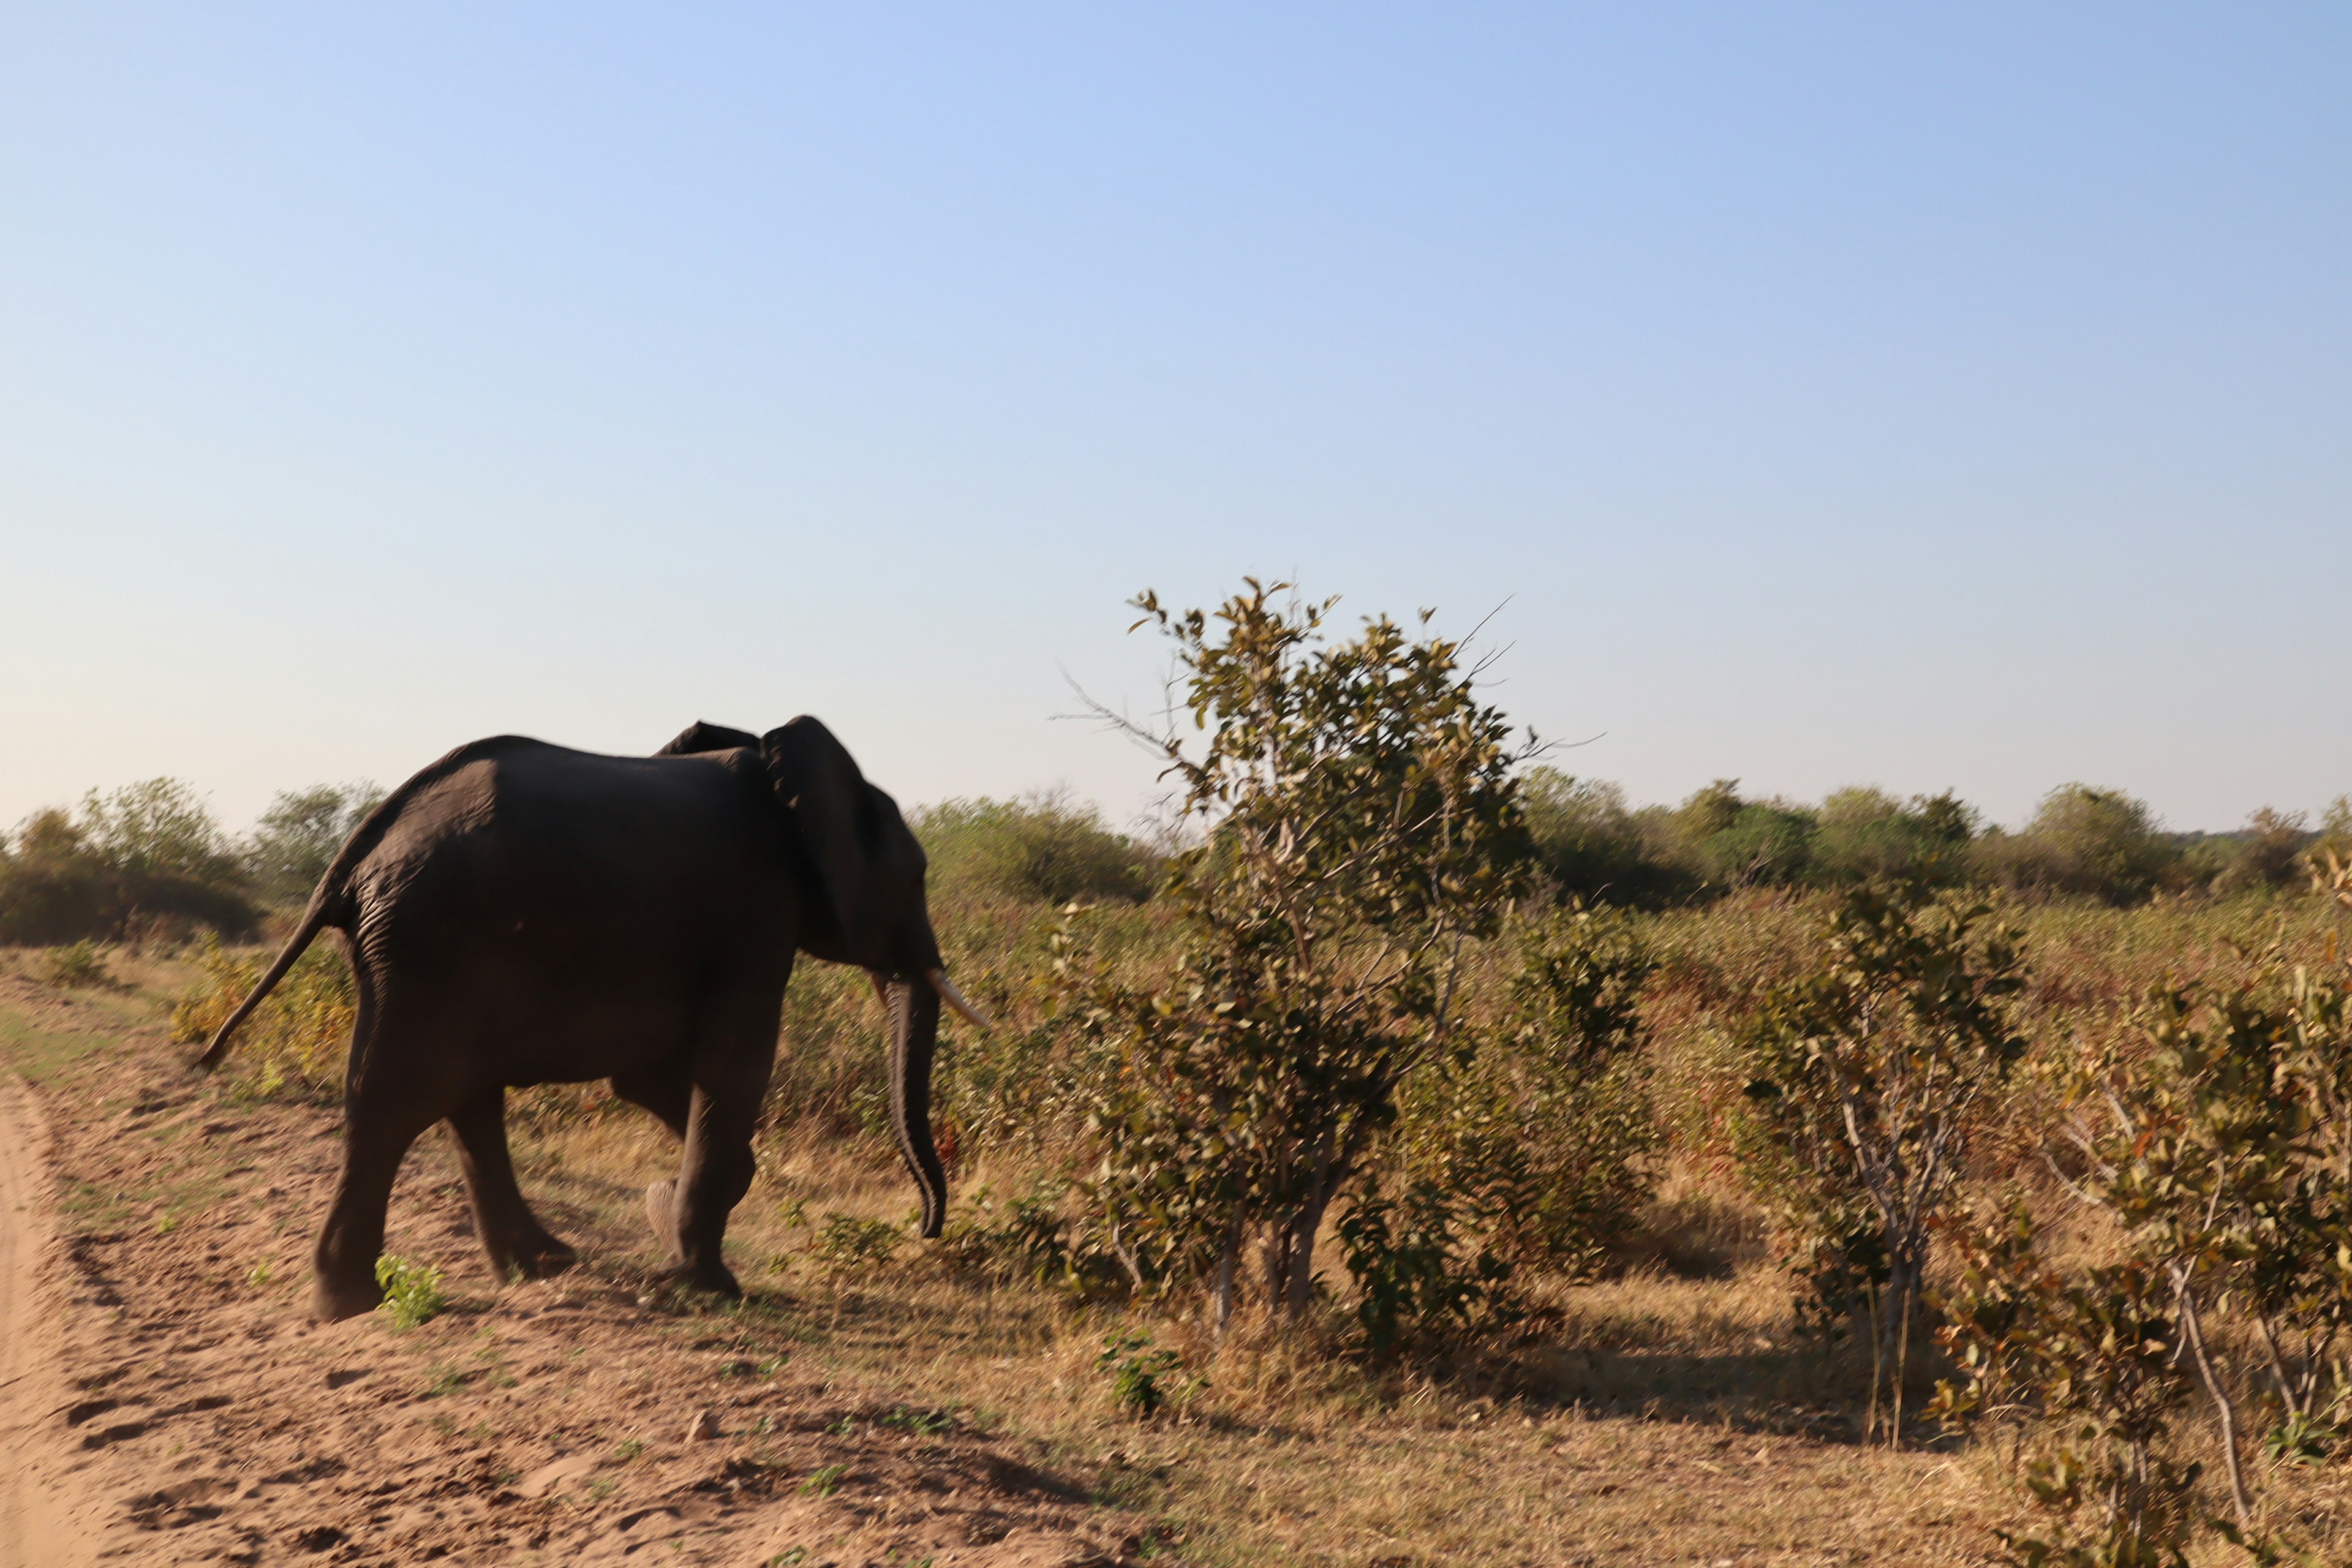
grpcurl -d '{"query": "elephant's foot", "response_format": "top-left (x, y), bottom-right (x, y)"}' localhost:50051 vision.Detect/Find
top-left (644, 1180), bottom-right (684, 1267)
top-left (489, 1230), bottom-right (578, 1283)
top-left (309, 1270), bottom-right (383, 1322)
top-left (657, 1259), bottom-right (743, 1300)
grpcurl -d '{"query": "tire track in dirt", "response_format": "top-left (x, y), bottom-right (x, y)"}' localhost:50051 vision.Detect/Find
top-left (0, 1074), bottom-right (96, 1568)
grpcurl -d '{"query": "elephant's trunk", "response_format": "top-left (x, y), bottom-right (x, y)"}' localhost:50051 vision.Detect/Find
top-left (883, 976), bottom-right (948, 1238)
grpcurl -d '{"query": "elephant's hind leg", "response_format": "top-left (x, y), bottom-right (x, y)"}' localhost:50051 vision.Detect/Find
top-left (447, 1088), bottom-right (576, 1281)
top-left (313, 1093), bottom-right (440, 1321)
top-left (612, 1065), bottom-right (691, 1266)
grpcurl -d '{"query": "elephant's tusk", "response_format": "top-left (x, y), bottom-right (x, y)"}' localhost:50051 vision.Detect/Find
top-left (925, 968), bottom-right (993, 1030)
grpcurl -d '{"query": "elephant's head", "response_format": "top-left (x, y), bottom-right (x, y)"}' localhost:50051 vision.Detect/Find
top-left (657, 717), bottom-right (983, 1238)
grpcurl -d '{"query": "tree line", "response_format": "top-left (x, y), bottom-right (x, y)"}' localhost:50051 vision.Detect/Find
top-left (6, 743), bottom-right (2343, 948)
top-left (0, 780), bottom-right (380, 945)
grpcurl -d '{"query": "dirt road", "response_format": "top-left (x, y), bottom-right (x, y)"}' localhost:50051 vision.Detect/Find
top-left (0, 1076), bottom-right (92, 1568)
top-left (0, 972), bottom-right (1134, 1567)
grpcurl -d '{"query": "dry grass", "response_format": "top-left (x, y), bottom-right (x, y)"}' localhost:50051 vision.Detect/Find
top-left (490, 1103), bottom-right (2018, 1566)
top-left (44, 884), bottom-right (2350, 1564)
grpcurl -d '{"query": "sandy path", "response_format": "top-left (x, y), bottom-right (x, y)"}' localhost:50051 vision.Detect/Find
top-left (0, 1074), bottom-right (94, 1568)
top-left (0, 974), bottom-right (1136, 1567)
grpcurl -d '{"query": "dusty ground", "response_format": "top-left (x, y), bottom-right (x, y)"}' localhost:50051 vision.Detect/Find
top-left (0, 951), bottom-right (2175, 1567)
top-left (0, 967), bottom-right (1136, 1566)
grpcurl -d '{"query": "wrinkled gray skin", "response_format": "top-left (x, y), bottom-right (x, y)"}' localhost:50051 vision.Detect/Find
top-left (197, 717), bottom-right (950, 1321)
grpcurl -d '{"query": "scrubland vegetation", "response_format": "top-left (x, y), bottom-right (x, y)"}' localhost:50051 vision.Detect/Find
top-left (14, 584), bottom-right (2352, 1563)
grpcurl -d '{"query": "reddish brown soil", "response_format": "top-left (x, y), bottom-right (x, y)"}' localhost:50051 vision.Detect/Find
top-left (0, 973), bottom-right (1140, 1566)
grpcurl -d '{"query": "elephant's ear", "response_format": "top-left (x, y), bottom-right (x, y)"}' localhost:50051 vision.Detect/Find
top-left (760, 717), bottom-right (881, 957)
top-left (655, 720), bottom-right (763, 757)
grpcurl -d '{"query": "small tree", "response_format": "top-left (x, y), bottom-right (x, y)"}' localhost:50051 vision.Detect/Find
top-left (244, 783), bottom-right (384, 902)
top-left (1066, 581), bottom-right (1532, 1327)
top-left (1936, 1207), bottom-right (2205, 1568)
top-left (2053, 961), bottom-right (2352, 1534)
top-left (1739, 880), bottom-right (2028, 1441)
top-left (77, 778), bottom-right (243, 886)
top-left (1937, 954), bottom-right (2352, 1565)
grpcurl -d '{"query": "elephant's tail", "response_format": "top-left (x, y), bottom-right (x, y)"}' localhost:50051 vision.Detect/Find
top-left (189, 761), bottom-right (421, 1072)
top-left (187, 733), bottom-right (531, 1072)
top-left (192, 885), bottom-right (346, 1071)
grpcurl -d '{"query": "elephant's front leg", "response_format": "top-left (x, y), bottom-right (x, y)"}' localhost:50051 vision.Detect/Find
top-left (447, 1088), bottom-right (577, 1281)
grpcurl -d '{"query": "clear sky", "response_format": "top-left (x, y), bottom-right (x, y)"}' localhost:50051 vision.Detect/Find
top-left (2, 6), bottom-right (2345, 838)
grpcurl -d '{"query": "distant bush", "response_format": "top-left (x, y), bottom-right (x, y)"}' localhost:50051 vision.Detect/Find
top-left (2316, 794), bottom-right (2352, 861)
top-left (77, 777), bottom-right (243, 886)
top-left (1809, 788), bottom-right (1977, 886)
top-left (0, 783), bottom-right (257, 945)
top-left (1700, 799), bottom-right (1817, 889)
top-left (1972, 783), bottom-right (2177, 905)
top-left (243, 782), bottom-right (383, 903)
top-left (913, 790), bottom-right (1156, 905)
top-left (1520, 769), bottom-right (1695, 906)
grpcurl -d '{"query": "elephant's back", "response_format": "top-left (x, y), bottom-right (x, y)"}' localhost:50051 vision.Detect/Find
top-left (349, 737), bottom-right (792, 960)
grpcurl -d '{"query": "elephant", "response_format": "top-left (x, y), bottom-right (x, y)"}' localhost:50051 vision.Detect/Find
top-left (195, 717), bottom-right (987, 1321)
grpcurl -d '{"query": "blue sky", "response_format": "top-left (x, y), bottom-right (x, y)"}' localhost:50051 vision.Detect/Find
top-left (2, 5), bottom-right (2345, 836)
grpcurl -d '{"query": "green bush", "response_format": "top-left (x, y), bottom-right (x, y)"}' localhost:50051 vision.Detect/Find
top-left (1065, 581), bottom-right (1531, 1329)
top-left (42, 940), bottom-right (111, 989)
top-left (1733, 880), bottom-right (2027, 1436)
top-left (1395, 908), bottom-right (1661, 1280)
top-left (1709, 802), bottom-right (1815, 888)
top-left (1935, 946), bottom-right (2352, 1562)
top-left (374, 1254), bottom-right (445, 1329)
top-left (913, 790), bottom-right (1156, 905)
top-left (1810, 788), bottom-right (1977, 886)
top-left (806, 1212), bottom-right (904, 1275)
top-left (1520, 769), bottom-right (1694, 907)
top-left (1096, 1331), bottom-right (1193, 1419)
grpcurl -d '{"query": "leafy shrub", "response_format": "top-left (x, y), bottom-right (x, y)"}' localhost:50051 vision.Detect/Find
top-left (169, 933), bottom-right (355, 1095)
top-left (1065, 581), bottom-right (1531, 1329)
top-left (76, 778), bottom-right (243, 886)
top-left (375, 1254), bottom-right (445, 1329)
top-left (1395, 908), bottom-right (1661, 1280)
top-left (1936, 946), bottom-right (2352, 1562)
top-left (1735, 881), bottom-right (2027, 1438)
top-left (1096, 1331), bottom-right (1192, 1419)
top-left (1700, 800), bottom-right (1817, 889)
top-left (1935, 1208), bottom-right (2207, 1568)
top-left (914, 790), bottom-right (1155, 905)
top-left (1336, 1176), bottom-right (1517, 1360)
top-left (1811, 788), bottom-right (1978, 886)
top-left (939, 1178), bottom-right (1131, 1297)
top-left (43, 940), bottom-right (111, 989)
top-left (807, 1212), bottom-right (904, 1275)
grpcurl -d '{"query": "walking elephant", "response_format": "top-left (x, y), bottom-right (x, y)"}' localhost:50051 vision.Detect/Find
top-left (196, 717), bottom-right (986, 1321)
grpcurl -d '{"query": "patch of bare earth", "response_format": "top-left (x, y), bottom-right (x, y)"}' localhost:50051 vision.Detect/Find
top-left (0, 967), bottom-right (1131, 1567)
